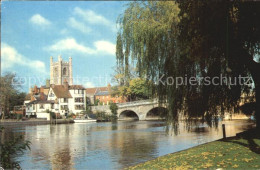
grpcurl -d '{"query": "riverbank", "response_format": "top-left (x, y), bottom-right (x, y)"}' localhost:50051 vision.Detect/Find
top-left (128, 129), bottom-right (260, 169)
top-left (0, 119), bottom-right (74, 127)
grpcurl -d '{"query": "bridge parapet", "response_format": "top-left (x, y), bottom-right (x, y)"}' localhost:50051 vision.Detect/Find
top-left (117, 99), bottom-right (158, 108)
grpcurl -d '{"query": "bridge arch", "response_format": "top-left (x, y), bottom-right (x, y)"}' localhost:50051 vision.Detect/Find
top-left (119, 110), bottom-right (139, 120)
top-left (146, 107), bottom-right (168, 119)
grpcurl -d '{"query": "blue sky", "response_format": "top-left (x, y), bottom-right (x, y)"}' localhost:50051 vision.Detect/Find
top-left (1, 1), bottom-right (128, 92)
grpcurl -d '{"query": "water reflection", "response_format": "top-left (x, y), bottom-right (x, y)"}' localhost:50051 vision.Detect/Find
top-left (1, 120), bottom-right (254, 169)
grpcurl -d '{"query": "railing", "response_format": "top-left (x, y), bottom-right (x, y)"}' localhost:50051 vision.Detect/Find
top-left (117, 99), bottom-right (158, 107)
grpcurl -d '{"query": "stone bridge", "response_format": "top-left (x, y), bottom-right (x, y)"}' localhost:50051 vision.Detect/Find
top-left (90, 99), bottom-right (168, 120)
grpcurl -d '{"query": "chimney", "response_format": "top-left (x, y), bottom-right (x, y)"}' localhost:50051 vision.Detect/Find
top-left (34, 85), bottom-right (38, 93)
top-left (40, 86), bottom-right (44, 93)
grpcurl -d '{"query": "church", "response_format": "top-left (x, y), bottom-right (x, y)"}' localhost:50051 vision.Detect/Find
top-left (25, 56), bottom-right (86, 118)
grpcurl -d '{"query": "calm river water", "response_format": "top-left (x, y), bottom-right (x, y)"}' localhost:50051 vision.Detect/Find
top-left (3, 120), bottom-right (254, 169)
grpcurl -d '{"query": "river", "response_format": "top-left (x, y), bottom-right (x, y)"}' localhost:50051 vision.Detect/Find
top-left (2, 120), bottom-right (254, 169)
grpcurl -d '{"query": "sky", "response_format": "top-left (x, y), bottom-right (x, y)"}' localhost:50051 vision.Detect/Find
top-left (1, 1), bottom-right (129, 92)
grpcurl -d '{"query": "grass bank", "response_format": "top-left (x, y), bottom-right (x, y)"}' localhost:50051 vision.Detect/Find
top-left (128, 129), bottom-right (260, 169)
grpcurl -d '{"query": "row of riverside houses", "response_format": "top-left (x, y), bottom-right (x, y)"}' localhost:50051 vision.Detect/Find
top-left (85, 84), bottom-right (125, 106)
top-left (24, 56), bottom-right (86, 118)
top-left (23, 56), bottom-right (125, 119)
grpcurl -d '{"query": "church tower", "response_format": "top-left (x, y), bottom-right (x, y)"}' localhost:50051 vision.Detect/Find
top-left (50, 56), bottom-right (73, 85)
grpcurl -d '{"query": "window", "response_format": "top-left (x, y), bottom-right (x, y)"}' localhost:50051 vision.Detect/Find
top-left (51, 103), bottom-right (54, 109)
top-left (75, 89), bottom-right (78, 94)
top-left (40, 104), bottom-right (44, 109)
top-left (75, 97), bottom-right (84, 103)
top-left (60, 105), bottom-right (68, 110)
top-left (61, 98), bottom-right (68, 103)
top-left (75, 105), bottom-right (84, 110)
top-left (63, 67), bottom-right (67, 75)
top-left (49, 91), bottom-right (54, 97)
top-left (33, 104), bottom-right (35, 110)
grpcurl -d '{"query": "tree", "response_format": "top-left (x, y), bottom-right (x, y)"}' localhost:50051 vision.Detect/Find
top-left (111, 78), bottom-right (153, 101)
top-left (109, 102), bottom-right (118, 121)
top-left (116, 1), bottom-right (260, 130)
top-left (0, 126), bottom-right (31, 169)
top-left (0, 73), bottom-right (22, 119)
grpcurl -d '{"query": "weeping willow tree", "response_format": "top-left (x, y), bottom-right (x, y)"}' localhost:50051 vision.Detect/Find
top-left (116, 1), bottom-right (260, 131)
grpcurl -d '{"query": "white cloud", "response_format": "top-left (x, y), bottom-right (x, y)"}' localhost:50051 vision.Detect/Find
top-left (85, 82), bottom-right (95, 88)
top-left (1, 43), bottom-right (46, 73)
top-left (74, 7), bottom-right (110, 25)
top-left (29, 14), bottom-right (51, 26)
top-left (67, 17), bottom-right (92, 34)
top-left (73, 7), bottom-right (117, 32)
top-left (45, 38), bottom-right (115, 56)
top-left (46, 38), bottom-right (95, 54)
top-left (94, 41), bottom-right (116, 55)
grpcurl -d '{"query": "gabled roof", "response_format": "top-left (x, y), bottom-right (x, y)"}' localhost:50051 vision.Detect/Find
top-left (52, 85), bottom-right (72, 98)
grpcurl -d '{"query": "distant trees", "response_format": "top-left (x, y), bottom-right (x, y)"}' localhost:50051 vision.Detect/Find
top-left (0, 72), bottom-right (25, 119)
top-left (111, 78), bottom-right (153, 102)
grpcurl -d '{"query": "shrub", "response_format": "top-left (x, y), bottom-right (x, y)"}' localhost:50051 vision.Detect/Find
top-left (109, 103), bottom-right (118, 122)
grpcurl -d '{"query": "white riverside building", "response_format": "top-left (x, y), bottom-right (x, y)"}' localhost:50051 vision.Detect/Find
top-left (25, 56), bottom-right (86, 118)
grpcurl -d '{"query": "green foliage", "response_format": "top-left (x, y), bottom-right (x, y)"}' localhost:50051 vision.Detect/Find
top-left (50, 112), bottom-right (56, 119)
top-left (0, 126), bottom-right (31, 169)
top-left (16, 114), bottom-right (22, 120)
top-left (117, 1), bottom-right (260, 130)
top-left (96, 111), bottom-right (110, 121)
top-left (111, 78), bottom-right (153, 101)
top-left (0, 73), bottom-right (24, 119)
top-left (67, 113), bottom-right (76, 118)
top-left (94, 99), bottom-right (100, 106)
top-left (109, 103), bottom-right (118, 121)
top-left (96, 111), bottom-right (116, 122)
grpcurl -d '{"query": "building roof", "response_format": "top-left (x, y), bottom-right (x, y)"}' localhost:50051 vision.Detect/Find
top-left (85, 88), bottom-right (97, 94)
top-left (34, 93), bottom-right (47, 101)
top-left (85, 86), bottom-right (108, 95)
top-left (27, 100), bottom-right (55, 105)
top-left (95, 91), bottom-right (109, 96)
top-left (69, 85), bottom-right (85, 90)
top-left (52, 85), bottom-right (72, 98)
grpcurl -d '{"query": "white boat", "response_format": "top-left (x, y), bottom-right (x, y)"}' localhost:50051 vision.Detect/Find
top-left (74, 119), bottom-right (96, 123)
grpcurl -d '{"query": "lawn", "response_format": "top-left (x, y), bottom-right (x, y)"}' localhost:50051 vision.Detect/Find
top-left (128, 130), bottom-right (260, 169)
